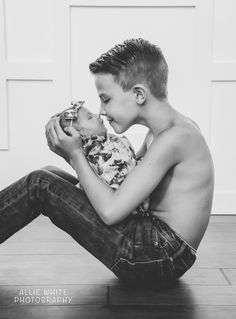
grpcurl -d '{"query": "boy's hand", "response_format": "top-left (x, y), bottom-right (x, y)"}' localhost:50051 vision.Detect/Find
top-left (45, 116), bottom-right (83, 162)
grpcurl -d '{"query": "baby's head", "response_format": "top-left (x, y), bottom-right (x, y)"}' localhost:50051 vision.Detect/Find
top-left (60, 101), bottom-right (107, 137)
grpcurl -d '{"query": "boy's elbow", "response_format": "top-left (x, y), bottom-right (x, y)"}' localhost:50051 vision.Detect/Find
top-left (101, 208), bottom-right (119, 226)
top-left (103, 218), bottom-right (115, 226)
top-left (101, 207), bottom-right (131, 226)
top-left (101, 211), bottom-right (116, 226)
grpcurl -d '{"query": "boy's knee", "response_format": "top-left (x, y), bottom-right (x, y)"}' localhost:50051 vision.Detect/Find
top-left (41, 165), bottom-right (58, 172)
top-left (26, 169), bottom-right (61, 192)
top-left (41, 166), bottom-right (67, 178)
top-left (28, 169), bottom-right (52, 182)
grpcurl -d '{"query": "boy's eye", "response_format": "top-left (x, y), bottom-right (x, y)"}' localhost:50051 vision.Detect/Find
top-left (103, 99), bottom-right (110, 104)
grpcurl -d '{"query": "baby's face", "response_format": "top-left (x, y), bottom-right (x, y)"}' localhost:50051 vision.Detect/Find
top-left (60, 105), bottom-right (107, 137)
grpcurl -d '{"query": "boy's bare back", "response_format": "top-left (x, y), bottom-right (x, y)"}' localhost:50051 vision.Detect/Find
top-left (145, 115), bottom-right (214, 250)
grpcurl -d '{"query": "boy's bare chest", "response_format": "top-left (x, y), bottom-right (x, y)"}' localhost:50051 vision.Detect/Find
top-left (149, 165), bottom-right (176, 204)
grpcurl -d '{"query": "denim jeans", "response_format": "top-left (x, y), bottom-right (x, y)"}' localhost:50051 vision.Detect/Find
top-left (0, 166), bottom-right (196, 289)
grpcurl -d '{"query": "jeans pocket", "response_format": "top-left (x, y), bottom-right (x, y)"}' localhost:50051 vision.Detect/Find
top-left (111, 257), bottom-right (177, 288)
top-left (152, 225), bottom-right (168, 249)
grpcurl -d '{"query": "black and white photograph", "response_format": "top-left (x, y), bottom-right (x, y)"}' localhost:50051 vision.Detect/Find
top-left (0, 0), bottom-right (235, 318)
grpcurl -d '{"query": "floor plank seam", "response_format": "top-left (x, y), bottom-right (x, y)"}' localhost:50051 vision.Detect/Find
top-left (193, 266), bottom-right (236, 269)
top-left (0, 253), bottom-right (85, 256)
top-left (1, 215), bottom-right (236, 316)
top-left (0, 283), bottom-right (232, 287)
top-left (0, 284), bottom-right (108, 287)
top-left (106, 285), bottom-right (110, 306)
top-left (219, 268), bottom-right (233, 286)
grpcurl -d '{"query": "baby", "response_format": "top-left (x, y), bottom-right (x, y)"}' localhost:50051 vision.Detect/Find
top-left (59, 100), bottom-right (149, 215)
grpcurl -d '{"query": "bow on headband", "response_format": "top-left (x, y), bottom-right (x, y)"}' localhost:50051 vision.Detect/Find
top-left (61, 100), bottom-right (85, 121)
top-left (59, 100), bottom-right (85, 130)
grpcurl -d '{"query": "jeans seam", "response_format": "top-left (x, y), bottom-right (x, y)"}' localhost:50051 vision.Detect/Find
top-left (110, 256), bottom-right (165, 270)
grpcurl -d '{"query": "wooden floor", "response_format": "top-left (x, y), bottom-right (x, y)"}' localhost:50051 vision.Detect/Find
top-left (0, 215), bottom-right (236, 318)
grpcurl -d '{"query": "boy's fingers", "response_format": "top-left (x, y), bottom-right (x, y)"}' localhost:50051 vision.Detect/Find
top-left (64, 126), bottom-right (79, 137)
top-left (53, 117), bottom-right (65, 138)
top-left (45, 117), bottom-right (55, 133)
top-left (46, 118), bottom-right (58, 145)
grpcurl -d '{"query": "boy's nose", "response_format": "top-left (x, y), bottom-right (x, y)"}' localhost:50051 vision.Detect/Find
top-left (93, 114), bottom-right (100, 119)
top-left (99, 104), bottom-right (107, 116)
top-left (99, 110), bottom-right (107, 118)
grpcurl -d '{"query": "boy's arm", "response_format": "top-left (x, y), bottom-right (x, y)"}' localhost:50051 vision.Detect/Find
top-left (70, 128), bottom-right (184, 225)
top-left (135, 132), bottom-right (148, 160)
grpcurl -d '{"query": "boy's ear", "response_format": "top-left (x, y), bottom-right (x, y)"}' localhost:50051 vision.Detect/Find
top-left (133, 85), bottom-right (146, 105)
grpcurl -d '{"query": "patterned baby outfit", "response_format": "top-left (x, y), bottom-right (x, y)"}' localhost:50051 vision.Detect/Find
top-left (79, 133), bottom-right (149, 214)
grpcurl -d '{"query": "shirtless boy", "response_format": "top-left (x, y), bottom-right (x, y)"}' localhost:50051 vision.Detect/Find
top-left (88, 39), bottom-right (214, 252)
top-left (0, 38), bottom-right (214, 289)
top-left (44, 39), bottom-right (214, 287)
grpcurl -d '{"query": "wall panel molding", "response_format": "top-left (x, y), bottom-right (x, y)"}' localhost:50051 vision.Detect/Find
top-left (0, 0), bottom-right (71, 149)
top-left (0, 0), bottom-right (235, 214)
top-left (69, 0), bottom-right (196, 7)
top-left (0, 0), bottom-right (8, 149)
top-left (4, 0), bottom-right (53, 63)
top-left (210, 0), bottom-right (236, 215)
top-left (0, 80), bottom-right (8, 150)
top-left (212, 63), bottom-right (236, 81)
top-left (213, 192), bottom-right (236, 214)
top-left (5, 62), bottom-right (54, 80)
top-left (194, 0), bottom-right (214, 145)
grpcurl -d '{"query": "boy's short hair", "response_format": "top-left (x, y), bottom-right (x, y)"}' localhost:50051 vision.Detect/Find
top-left (89, 38), bottom-right (168, 100)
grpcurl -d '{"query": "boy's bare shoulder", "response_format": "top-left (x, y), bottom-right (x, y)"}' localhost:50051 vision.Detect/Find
top-left (149, 121), bottom-right (204, 163)
top-left (152, 124), bottom-right (192, 146)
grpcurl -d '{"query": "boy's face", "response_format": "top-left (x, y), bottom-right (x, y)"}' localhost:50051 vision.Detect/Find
top-left (60, 106), bottom-right (107, 136)
top-left (94, 74), bottom-right (139, 134)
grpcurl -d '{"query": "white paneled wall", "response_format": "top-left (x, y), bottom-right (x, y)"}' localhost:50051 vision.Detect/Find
top-left (0, 0), bottom-right (236, 214)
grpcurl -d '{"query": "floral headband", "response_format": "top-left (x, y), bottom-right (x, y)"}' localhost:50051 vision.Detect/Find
top-left (60, 100), bottom-right (85, 126)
